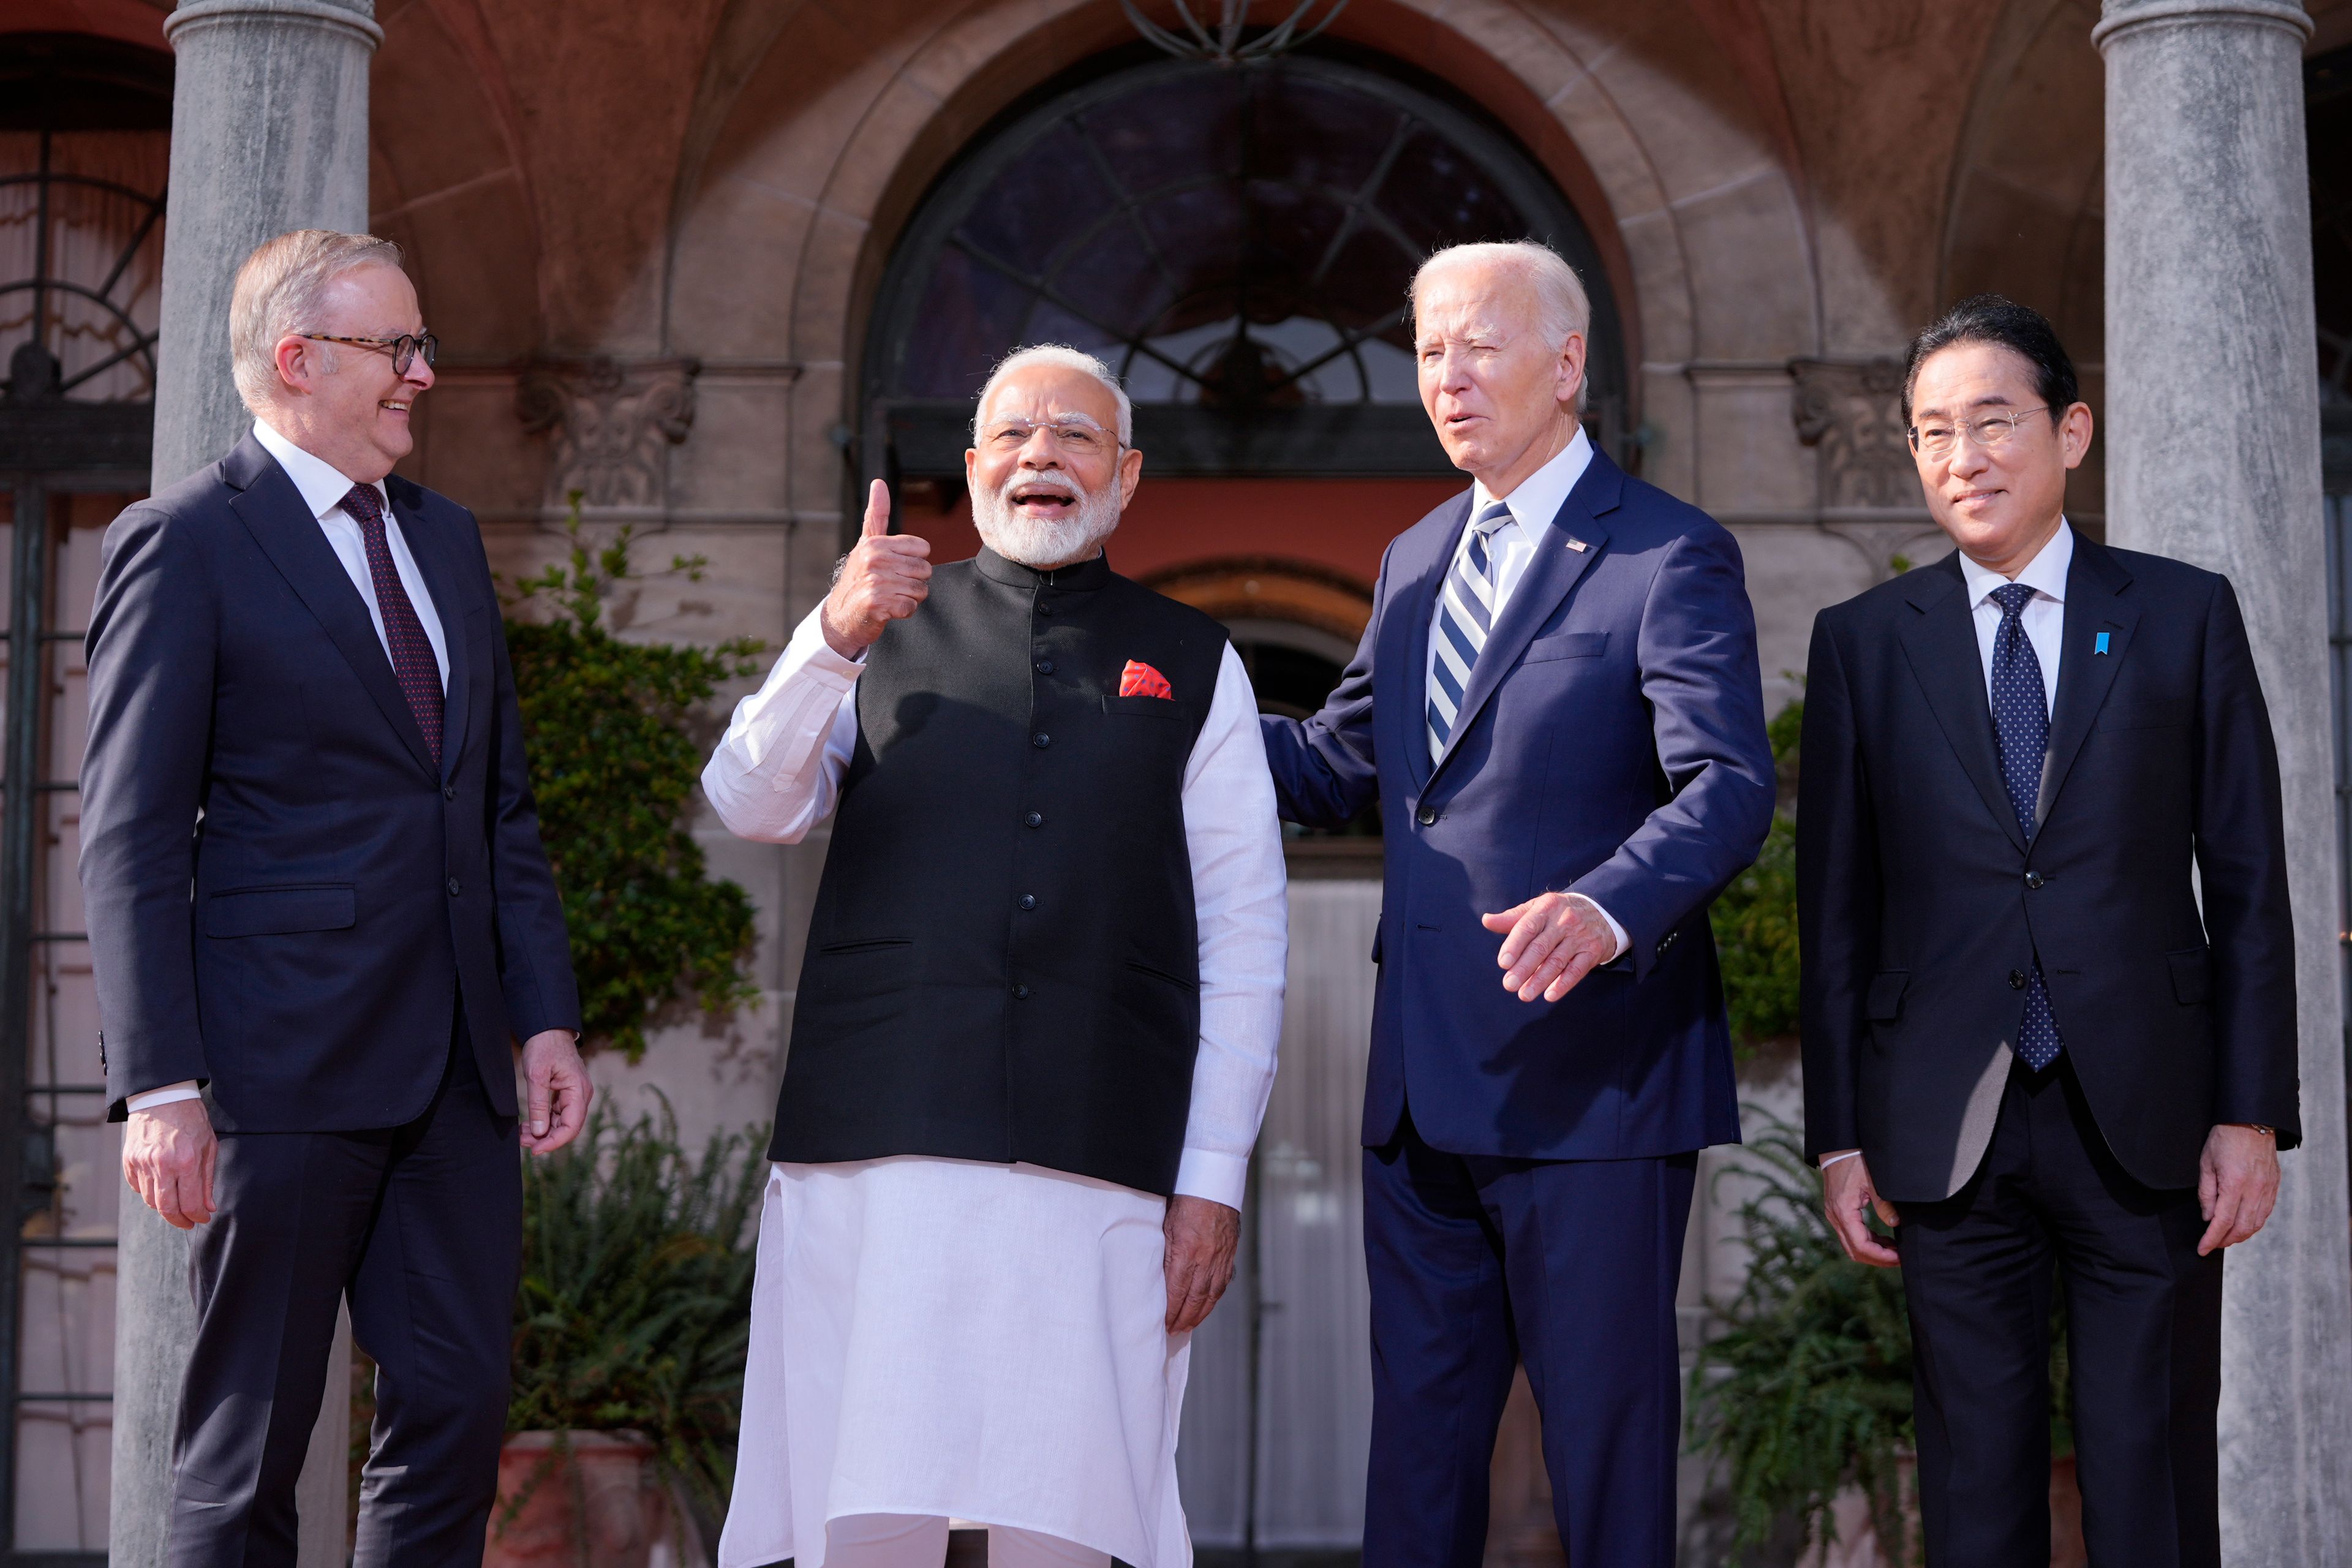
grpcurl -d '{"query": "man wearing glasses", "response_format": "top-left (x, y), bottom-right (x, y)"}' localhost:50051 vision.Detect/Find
top-left (84, 228), bottom-right (587, 1566)
top-left (702, 344), bottom-right (1285, 1568)
top-left (1797, 295), bottom-right (2297, 1565)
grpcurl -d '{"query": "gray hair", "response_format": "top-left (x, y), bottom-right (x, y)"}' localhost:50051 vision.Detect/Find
top-left (229, 228), bottom-right (406, 412)
top-left (971, 344), bottom-right (1133, 447)
top-left (1411, 240), bottom-right (1593, 409)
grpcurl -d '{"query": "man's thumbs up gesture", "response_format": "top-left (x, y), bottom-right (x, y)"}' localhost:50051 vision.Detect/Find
top-left (820, 480), bottom-right (932, 659)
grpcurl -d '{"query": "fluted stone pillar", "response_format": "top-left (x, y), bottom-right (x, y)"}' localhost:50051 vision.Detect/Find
top-left (2095, 2), bottom-right (2352, 1562)
top-left (116, 4), bottom-right (379, 1564)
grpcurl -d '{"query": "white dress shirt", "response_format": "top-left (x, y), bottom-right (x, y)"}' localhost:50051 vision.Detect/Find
top-left (250, 419), bottom-right (452, 689)
top-left (1956, 518), bottom-right (2071, 716)
top-left (127, 421), bottom-right (454, 1115)
top-left (1420, 424), bottom-right (1627, 961)
top-left (701, 604), bottom-right (1289, 1210)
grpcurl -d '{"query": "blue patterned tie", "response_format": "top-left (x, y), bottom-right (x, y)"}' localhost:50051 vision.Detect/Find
top-left (1428, 500), bottom-right (1513, 760)
top-left (1989, 581), bottom-right (2062, 1070)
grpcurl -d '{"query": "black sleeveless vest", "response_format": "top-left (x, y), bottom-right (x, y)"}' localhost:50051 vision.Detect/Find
top-left (769, 547), bottom-right (1231, 1196)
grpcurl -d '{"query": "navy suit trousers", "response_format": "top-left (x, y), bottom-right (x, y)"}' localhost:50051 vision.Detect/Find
top-left (1900, 1058), bottom-right (2222, 1568)
top-left (170, 1031), bottom-right (521, 1568)
top-left (1363, 1111), bottom-right (1696, 1568)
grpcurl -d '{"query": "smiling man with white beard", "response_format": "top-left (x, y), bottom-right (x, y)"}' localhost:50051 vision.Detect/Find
top-left (701, 345), bottom-right (1288, 1568)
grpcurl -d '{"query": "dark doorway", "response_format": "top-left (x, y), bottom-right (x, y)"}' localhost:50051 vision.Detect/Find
top-left (0, 30), bottom-right (170, 1562)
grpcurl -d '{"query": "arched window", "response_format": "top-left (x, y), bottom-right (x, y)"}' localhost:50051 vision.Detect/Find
top-left (864, 51), bottom-right (1626, 486)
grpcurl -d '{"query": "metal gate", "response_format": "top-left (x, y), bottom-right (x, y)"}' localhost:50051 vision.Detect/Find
top-left (0, 34), bottom-right (170, 1560)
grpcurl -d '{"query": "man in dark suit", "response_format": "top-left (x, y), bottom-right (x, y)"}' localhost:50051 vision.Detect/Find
top-left (1798, 295), bottom-right (2297, 1566)
top-left (1259, 240), bottom-right (1776, 1567)
top-left (84, 228), bottom-right (589, 1567)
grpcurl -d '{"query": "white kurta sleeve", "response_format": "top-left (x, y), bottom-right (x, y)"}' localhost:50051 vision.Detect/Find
top-left (1171, 643), bottom-right (1289, 1210)
top-left (701, 606), bottom-right (862, 845)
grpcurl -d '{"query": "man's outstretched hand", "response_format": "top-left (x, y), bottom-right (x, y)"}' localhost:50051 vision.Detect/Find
top-left (123, 1097), bottom-right (217, 1229)
top-left (1482, 892), bottom-right (1616, 1003)
top-left (519, 1029), bottom-right (592, 1155)
top-left (1164, 1194), bottom-right (1240, 1334)
top-left (821, 480), bottom-right (931, 658)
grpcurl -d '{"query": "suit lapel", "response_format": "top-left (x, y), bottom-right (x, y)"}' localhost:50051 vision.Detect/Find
top-left (224, 435), bottom-right (439, 779)
top-left (1428, 451), bottom-right (1616, 780)
top-left (1896, 554), bottom-right (2027, 855)
top-left (2037, 537), bottom-right (2138, 828)
top-left (1396, 494), bottom-right (1468, 793)
top-left (391, 484), bottom-right (472, 782)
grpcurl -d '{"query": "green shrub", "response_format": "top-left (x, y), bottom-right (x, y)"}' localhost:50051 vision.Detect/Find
top-left (1709, 700), bottom-right (1803, 1050)
top-left (1688, 1117), bottom-right (1917, 1561)
top-left (508, 1100), bottom-right (767, 1527)
top-left (504, 505), bottom-right (766, 1059)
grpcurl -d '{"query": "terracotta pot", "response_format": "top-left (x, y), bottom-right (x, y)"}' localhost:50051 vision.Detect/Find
top-left (483, 1430), bottom-right (672, 1568)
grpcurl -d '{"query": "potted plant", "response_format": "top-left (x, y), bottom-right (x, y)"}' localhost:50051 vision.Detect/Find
top-left (487, 1102), bottom-right (766, 1568)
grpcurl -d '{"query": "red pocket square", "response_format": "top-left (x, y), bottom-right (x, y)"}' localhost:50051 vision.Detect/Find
top-left (1119, 660), bottom-right (1175, 699)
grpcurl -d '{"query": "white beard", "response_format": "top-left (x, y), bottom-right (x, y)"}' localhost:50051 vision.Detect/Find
top-left (971, 470), bottom-right (1123, 568)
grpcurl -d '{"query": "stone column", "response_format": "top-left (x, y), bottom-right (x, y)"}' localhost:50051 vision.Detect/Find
top-left (2095, 2), bottom-right (2352, 1563)
top-left (148, 0), bottom-right (380, 489)
top-left (116, 4), bottom-right (380, 1564)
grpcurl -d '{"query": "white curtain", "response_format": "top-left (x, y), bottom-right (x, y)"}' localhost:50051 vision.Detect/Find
top-left (1180, 877), bottom-right (1381, 1548)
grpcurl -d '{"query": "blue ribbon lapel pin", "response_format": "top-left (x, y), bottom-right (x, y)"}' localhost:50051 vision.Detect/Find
top-left (2095, 631), bottom-right (2111, 655)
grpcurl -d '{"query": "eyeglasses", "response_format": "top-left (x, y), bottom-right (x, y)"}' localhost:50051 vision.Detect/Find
top-left (979, 420), bottom-right (1120, 457)
top-left (1907, 406), bottom-right (2049, 460)
top-left (296, 331), bottom-right (438, 377)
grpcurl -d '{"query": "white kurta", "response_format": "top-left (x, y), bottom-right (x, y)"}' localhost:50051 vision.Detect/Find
top-left (704, 602), bottom-right (1289, 1568)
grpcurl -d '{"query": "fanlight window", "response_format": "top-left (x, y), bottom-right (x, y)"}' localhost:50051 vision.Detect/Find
top-left (866, 54), bottom-right (1624, 478)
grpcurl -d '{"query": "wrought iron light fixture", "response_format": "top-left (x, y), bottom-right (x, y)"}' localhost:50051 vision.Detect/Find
top-left (1117, 0), bottom-right (1350, 64)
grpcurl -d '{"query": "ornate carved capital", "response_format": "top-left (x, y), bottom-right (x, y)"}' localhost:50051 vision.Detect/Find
top-left (515, 356), bottom-right (700, 511)
top-left (1790, 358), bottom-right (1917, 511)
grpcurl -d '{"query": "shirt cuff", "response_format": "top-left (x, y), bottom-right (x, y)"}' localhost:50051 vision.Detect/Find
top-left (126, 1081), bottom-right (202, 1112)
top-left (1818, 1150), bottom-right (1863, 1170)
top-left (1564, 893), bottom-right (1629, 962)
top-left (1172, 1147), bottom-right (1249, 1211)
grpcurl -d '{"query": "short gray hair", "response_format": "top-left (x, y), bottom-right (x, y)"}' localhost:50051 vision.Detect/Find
top-left (229, 229), bottom-right (405, 412)
top-left (1411, 240), bottom-right (1592, 408)
top-left (971, 344), bottom-right (1133, 447)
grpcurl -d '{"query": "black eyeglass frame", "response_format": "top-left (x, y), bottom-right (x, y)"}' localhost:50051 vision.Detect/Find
top-left (295, 330), bottom-right (438, 377)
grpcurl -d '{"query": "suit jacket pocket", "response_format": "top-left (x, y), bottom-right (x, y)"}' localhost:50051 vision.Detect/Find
top-left (1102, 695), bottom-right (1186, 718)
top-left (2167, 946), bottom-right (2213, 1006)
top-left (1521, 630), bottom-right (1610, 664)
top-left (203, 884), bottom-right (357, 938)
top-left (1866, 970), bottom-right (1909, 1022)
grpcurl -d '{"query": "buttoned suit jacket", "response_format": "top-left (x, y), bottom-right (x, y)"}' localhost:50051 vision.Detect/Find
top-left (1259, 448), bottom-right (1776, 1159)
top-left (81, 431), bottom-right (580, 1129)
top-left (1796, 537), bottom-right (2299, 1202)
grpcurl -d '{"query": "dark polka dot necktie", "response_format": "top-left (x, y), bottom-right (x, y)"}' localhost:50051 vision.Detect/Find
top-left (1989, 581), bottom-right (2062, 1070)
top-left (341, 484), bottom-right (444, 769)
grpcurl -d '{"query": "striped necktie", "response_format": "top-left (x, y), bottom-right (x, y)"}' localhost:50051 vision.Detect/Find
top-left (1428, 499), bottom-right (1513, 761)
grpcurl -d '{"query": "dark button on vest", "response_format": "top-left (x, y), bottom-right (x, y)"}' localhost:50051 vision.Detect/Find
top-left (771, 548), bottom-right (1231, 1196)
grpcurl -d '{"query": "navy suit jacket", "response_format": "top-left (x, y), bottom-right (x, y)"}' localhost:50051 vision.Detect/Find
top-left (1261, 448), bottom-right (1776, 1159)
top-left (1796, 539), bottom-right (2299, 1200)
top-left (81, 432), bottom-right (581, 1131)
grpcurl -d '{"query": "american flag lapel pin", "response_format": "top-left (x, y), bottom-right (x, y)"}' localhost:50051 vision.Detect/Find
top-left (1564, 536), bottom-right (1588, 553)
top-left (2095, 631), bottom-right (2111, 655)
